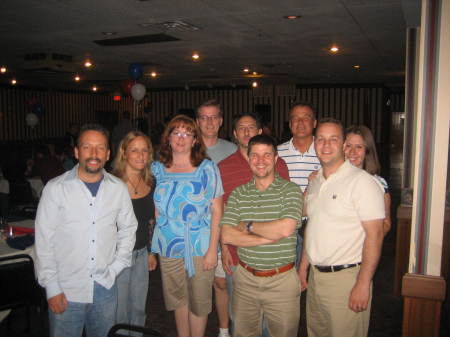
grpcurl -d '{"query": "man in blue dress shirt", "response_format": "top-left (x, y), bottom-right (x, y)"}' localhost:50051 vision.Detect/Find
top-left (35, 124), bottom-right (138, 337)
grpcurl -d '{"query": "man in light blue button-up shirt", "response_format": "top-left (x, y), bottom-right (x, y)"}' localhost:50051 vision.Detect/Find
top-left (35, 124), bottom-right (138, 337)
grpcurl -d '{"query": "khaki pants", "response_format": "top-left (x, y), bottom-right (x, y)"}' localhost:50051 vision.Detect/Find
top-left (307, 265), bottom-right (372, 337)
top-left (232, 265), bottom-right (301, 337)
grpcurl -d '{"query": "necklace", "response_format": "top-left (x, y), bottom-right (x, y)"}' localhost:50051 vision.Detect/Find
top-left (128, 176), bottom-right (142, 195)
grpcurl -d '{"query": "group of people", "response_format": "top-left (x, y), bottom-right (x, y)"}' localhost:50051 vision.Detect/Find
top-left (34, 99), bottom-right (391, 337)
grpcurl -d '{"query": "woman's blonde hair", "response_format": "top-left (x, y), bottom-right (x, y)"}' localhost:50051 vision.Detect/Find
top-left (112, 131), bottom-right (153, 187)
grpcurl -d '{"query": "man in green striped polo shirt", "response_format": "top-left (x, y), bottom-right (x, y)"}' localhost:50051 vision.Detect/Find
top-left (221, 134), bottom-right (303, 337)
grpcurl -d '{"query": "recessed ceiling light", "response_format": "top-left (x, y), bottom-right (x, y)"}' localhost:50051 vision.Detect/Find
top-left (74, 75), bottom-right (81, 81)
top-left (353, 65), bottom-right (361, 69)
top-left (243, 68), bottom-right (250, 73)
top-left (150, 71), bottom-right (157, 78)
top-left (92, 85), bottom-right (97, 92)
top-left (252, 81), bottom-right (258, 88)
top-left (192, 53), bottom-right (200, 60)
top-left (102, 32), bottom-right (117, 36)
top-left (84, 60), bottom-right (93, 67)
top-left (284, 15), bottom-right (301, 20)
top-left (11, 79), bottom-right (17, 85)
top-left (330, 46), bottom-right (339, 53)
top-left (0, 67), bottom-right (6, 73)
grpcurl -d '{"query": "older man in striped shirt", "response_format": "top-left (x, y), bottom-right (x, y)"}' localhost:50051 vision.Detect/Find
top-left (221, 134), bottom-right (303, 337)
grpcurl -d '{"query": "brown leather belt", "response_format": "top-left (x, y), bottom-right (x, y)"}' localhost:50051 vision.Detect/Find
top-left (239, 260), bottom-right (295, 277)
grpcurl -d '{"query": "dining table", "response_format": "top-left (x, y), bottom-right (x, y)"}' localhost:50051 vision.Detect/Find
top-left (0, 218), bottom-right (36, 322)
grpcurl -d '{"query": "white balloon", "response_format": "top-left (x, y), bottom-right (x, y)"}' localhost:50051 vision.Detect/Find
top-left (131, 83), bottom-right (146, 101)
top-left (25, 113), bottom-right (39, 127)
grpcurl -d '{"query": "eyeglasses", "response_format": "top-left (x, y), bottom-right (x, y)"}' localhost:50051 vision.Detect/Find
top-left (171, 131), bottom-right (194, 138)
top-left (198, 115), bottom-right (221, 122)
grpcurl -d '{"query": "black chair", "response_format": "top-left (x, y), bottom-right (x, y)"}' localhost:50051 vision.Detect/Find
top-left (0, 254), bottom-right (44, 335)
top-left (8, 180), bottom-right (37, 217)
top-left (108, 323), bottom-right (166, 337)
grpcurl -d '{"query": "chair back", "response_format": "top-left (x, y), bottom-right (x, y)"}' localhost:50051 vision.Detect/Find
top-left (0, 254), bottom-right (40, 310)
top-left (108, 323), bottom-right (166, 337)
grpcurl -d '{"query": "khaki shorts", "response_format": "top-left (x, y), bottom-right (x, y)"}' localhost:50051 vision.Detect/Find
top-left (159, 256), bottom-right (215, 316)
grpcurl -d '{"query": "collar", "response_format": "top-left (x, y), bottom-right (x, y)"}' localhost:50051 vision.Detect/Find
top-left (249, 173), bottom-right (283, 192)
top-left (288, 137), bottom-right (315, 154)
top-left (318, 160), bottom-right (353, 182)
top-left (65, 164), bottom-right (113, 184)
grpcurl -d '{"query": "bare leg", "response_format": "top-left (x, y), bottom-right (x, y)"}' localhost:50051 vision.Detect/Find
top-left (189, 310), bottom-right (208, 337)
top-left (214, 276), bottom-right (229, 329)
top-left (175, 305), bottom-right (190, 337)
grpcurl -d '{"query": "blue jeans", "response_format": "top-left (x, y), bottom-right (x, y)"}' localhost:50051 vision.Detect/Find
top-left (116, 247), bottom-right (149, 336)
top-left (49, 281), bottom-right (117, 337)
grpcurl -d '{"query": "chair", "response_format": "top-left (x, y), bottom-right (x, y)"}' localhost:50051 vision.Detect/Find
top-left (108, 323), bottom-right (166, 337)
top-left (8, 180), bottom-right (37, 217)
top-left (0, 254), bottom-right (44, 335)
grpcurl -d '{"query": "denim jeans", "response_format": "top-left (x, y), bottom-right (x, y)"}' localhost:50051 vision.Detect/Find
top-left (116, 247), bottom-right (149, 336)
top-left (49, 281), bottom-right (117, 337)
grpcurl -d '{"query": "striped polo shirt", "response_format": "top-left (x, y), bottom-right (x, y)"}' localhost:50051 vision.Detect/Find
top-left (277, 138), bottom-right (321, 192)
top-left (221, 175), bottom-right (303, 269)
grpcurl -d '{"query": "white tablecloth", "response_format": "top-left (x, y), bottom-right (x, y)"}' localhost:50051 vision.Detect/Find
top-left (0, 220), bottom-right (36, 322)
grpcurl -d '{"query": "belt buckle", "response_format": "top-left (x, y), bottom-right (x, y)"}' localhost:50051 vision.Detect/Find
top-left (330, 265), bottom-right (335, 272)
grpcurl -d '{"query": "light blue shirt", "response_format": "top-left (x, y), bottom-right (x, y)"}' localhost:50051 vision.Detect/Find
top-left (35, 165), bottom-right (138, 303)
top-left (151, 159), bottom-right (223, 276)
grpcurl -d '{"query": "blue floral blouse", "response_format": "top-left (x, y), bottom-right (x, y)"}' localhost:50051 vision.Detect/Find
top-left (151, 159), bottom-right (224, 276)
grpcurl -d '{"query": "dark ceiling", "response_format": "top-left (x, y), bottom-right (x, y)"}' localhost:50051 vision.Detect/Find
top-left (0, 0), bottom-right (420, 92)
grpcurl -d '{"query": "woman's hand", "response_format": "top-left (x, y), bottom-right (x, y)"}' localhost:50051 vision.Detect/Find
top-left (203, 249), bottom-right (218, 271)
top-left (148, 253), bottom-right (158, 271)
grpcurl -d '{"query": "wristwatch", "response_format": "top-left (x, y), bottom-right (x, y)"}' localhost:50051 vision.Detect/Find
top-left (246, 221), bottom-right (254, 233)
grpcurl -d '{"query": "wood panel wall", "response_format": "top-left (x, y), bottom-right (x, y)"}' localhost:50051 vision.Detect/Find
top-left (0, 87), bottom-right (134, 142)
top-left (1, 84), bottom-right (396, 146)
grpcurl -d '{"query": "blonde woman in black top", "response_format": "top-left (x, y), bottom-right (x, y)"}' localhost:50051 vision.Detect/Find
top-left (112, 131), bottom-right (157, 335)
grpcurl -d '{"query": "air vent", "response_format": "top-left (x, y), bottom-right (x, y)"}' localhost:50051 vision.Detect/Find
top-left (22, 52), bottom-right (75, 73)
top-left (160, 20), bottom-right (200, 32)
top-left (93, 33), bottom-right (179, 46)
top-left (139, 20), bottom-right (201, 32)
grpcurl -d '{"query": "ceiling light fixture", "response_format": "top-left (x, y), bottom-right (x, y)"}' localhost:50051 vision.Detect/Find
top-left (74, 75), bottom-right (80, 81)
top-left (252, 81), bottom-right (258, 88)
top-left (84, 60), bottom-right (93, 67)
top-left (284, 15), bottom-right (301, 20)
top-left (150, 71), bottom-right (157, 78)
top-left (11, 79), bottom-right (17, 85)
top-left (92, 85), bottom-right (97, 92)
top-left (0, 67), bottom-right (6, 73)
top-left (353, 65), bottom-right (361, 69)
top-left (243, 68), bottom-right (249, 73)
top-left (192, 53), bottom-right (200, 60)
top-left (330, 46), bottom-right (339, 53)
